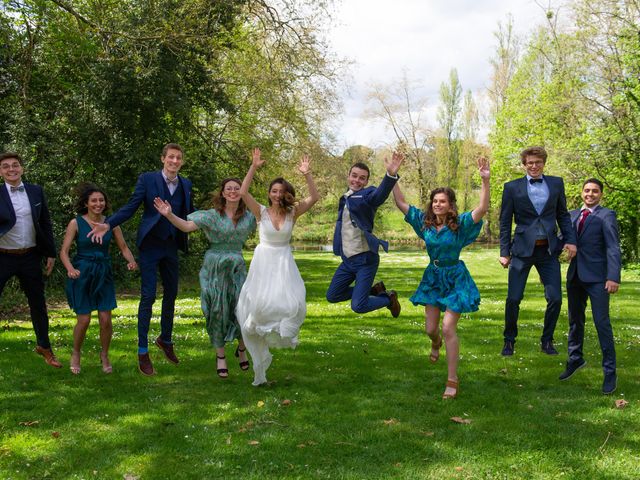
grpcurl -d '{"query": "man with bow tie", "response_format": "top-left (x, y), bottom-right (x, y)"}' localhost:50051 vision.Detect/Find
top-left (498, 146), bottom-right (577, 357)
top-left (88, 143), bottom-right (194, 375)
top-left (0, 152), bottom-right (60, 368)
top-left (559, 178), bottom-right (621, 394)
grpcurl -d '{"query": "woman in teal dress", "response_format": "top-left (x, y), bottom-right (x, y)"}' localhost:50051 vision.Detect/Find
top-left (154, 178), bottom-right (256, 378)
top-left (392, 158), bottom-right (490, 399)
top-left (60, 184), bottom-right (138, 375)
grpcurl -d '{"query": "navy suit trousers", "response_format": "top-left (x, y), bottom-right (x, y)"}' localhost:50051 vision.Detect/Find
top-left (326, 251), bottom-right (390, 313)
top-left (137, 237), bottom-right (179, 350)
top-left (504, 245), bottom-right (562, 343)
top-left (567, 277), bottom-right (616, 374)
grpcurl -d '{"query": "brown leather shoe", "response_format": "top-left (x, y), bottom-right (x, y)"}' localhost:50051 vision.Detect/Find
top-left (35, 346), bottom-right (62, 368)
top-left (386, 290), bottom-right (401, 318)
top-left (155, 337), bottom-right (179, 364)
top-left (370, 281), bottom-right (386, 296)
top-left (138, 353), bottom-right (156, 376)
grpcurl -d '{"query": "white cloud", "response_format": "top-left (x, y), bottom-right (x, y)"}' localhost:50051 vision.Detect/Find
top-left (327, 0), bottom-right (547, 152)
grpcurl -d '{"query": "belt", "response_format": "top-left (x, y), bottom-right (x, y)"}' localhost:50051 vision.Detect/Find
top-left (431, 259), bottom-right (460, 268)
top-left (0, 247), bottom-right (36, 255)
top-left (534, 239), bottom-right (549, 246)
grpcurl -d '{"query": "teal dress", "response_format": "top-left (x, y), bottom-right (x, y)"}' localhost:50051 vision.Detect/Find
top-left (405, 207), bottom-right (483, 313)
top-left (187, 209), bottom-right (256, 348)
top-left (66, 216), bottom-right (117, 315)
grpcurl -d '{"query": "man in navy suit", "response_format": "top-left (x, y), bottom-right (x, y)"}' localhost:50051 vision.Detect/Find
top-left (88, 143), bottom-right (194, 375)
top-left (559, 178), bottom-right (621, 394)
top-left (0, 152), bottom-right (61, 368)
top-left (499, 146), bottom-right (577, 356)
top-left (326, 152), bottom-right (403, 317)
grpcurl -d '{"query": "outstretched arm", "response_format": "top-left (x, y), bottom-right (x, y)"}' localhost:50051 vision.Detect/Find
top-left (368, 151), bottom-right (404, 207)
top-left (294, 154), bottom-right (320, 220)
top-left (392, 183), bottom-right (409, 215)
top-left (112, 226), bottom-right (138, 270)
top-left (471, 157), bottom-right (490, 224)
top-left (153, 197), bottom-right (199, 232)
top-left (240, 147), bottom-right (264, 218)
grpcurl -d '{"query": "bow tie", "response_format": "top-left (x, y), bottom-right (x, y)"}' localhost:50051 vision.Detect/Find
top-left (529, 178), bottom-right (543, 184)
top-left (10, 185), bottom-right (25, 193)
top-left (166, 177), bottom-right (178, 186)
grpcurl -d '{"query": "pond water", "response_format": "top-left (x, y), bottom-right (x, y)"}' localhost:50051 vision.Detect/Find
top-left (290, 241), bottom-right (498, 252)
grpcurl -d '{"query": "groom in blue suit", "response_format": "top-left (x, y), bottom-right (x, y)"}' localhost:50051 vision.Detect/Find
top-left (89, 143), bottom-right (194, 375)
top-left (499, 146), bottom-right (577, 356)
top-left (326, 152), bottom-right (403, 317)
top-left (559, 178), bottom-right (621, 394)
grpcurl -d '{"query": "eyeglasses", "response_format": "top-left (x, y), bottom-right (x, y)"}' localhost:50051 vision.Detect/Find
top-left (525, 160), bottom-right (544, 167)
top-left (0, 162), bottom-right (21, 170)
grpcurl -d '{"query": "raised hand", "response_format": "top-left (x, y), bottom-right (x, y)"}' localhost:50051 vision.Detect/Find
top-left (153, 197), bottom-right (172, 217)
top-left (477, 157), bottom-right (490, 179)
top-left (385, 151), bottom-right (404, 176)
top-left (252, 147), bottom-right (266, 168)
top-left (298, 154), bottom-right (311, 175)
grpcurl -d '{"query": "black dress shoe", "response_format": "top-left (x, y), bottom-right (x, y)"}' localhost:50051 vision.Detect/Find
top-left (559, 358), bottom-right (586, 380)
top-left (370, 281), bottom-right (386, 296)
top-left (501, 341), bottom-right (514, 356)
top-left (541, 341), bottom-right (559, 355)
top-left (602, 372), bottom-right (617, 395)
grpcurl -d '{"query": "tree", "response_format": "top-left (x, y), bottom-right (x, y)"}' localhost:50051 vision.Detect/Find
top-left (365, 72), bottom-right (434, 203)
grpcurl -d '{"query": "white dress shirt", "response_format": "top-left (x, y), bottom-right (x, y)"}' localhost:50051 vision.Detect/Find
top-left (0, 183), bottom-right (37, 249)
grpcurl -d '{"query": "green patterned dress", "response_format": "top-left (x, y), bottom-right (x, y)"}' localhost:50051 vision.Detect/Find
top-left (187, 209), bottom-right (256, 347)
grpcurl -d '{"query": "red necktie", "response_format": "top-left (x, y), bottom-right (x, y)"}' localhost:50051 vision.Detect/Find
top-left (577, 209), bottom-right (590, 234)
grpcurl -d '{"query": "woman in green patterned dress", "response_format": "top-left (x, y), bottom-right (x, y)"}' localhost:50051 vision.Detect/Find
top-left (154, 178), bottom-right (256, 378)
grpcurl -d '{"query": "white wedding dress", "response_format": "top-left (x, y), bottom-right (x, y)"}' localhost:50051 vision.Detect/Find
top-left (236, 205), bottom-right (306, 385)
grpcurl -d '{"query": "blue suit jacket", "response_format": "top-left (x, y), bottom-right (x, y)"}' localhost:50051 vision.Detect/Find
top-left (332, 174), bottom-right (398, 256)
top-left (107, 171), bottom-right (194, 252)
top-left (567, 205), bottom-right (621, 283)
top-left (499, 175), bottom-right (576, 257)
top-left (0, 182), bottom-right (56, 258)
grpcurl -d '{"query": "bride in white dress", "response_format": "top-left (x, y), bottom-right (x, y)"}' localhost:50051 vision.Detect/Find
top-left (236, 148), bottom-right (320, 385)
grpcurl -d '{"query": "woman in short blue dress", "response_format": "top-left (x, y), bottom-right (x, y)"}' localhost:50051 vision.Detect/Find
top-left (392, 158), bottom-right (490, 399)
top-left (60, 184), bottom-right (138, 375)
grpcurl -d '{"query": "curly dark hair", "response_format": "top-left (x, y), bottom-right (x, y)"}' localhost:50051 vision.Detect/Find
top-left (422, 187), bottom-right (459, 232)
top-left (73, 183), bottom-right (111, 215)
top-left (268, 177), bottom-right (296, 213)
top-left (210, 177), bottom-right (247, 223)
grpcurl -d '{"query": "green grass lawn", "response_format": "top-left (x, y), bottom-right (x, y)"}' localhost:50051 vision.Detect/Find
top-left (1, 248), bottom-right (639, 479)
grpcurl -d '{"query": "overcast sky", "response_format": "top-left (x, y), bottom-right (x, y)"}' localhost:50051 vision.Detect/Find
top-left (327, 0), bottom-right (549, 151)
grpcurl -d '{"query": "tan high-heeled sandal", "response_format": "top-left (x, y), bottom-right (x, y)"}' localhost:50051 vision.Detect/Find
top-left (429, 336), bottom-right (443, 363)
top-left (442, 379), bottom-right (458, 399)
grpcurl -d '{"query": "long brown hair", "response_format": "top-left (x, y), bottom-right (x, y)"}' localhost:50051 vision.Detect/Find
top-left (423, 187), bottom-right (459, 232)
top-left (210, 177), bottom-right (247, 223)
top-left (268, 177), bottom-right (296, 213)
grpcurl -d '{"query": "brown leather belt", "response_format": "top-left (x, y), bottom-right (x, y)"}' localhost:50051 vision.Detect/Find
top-left (0, 247), bottom-right (36, 255)
top-left (534, 239), bottom-right (549, 246)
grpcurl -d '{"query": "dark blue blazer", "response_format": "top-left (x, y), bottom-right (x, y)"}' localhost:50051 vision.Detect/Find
top-left (567, 206), bottom-right (621, 284)
top-left (499, 175), bottom-right (576, 257)
top-left (332, 174), bottom-right (398, 256)
top-left (107, 171), bottom-right (194, 252)
top-left (0, 183), bottom-right (56, 258)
